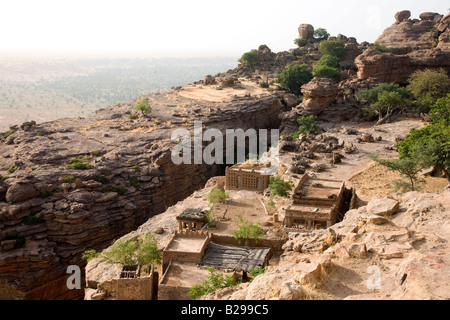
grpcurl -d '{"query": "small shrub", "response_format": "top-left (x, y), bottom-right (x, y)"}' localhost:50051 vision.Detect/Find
top-left (62, 175), bottom-right (77, 183)
top-left (1, 176), bottom-right (9, 181)
top-left (40, 189), bottom-right (62, 199)
top-left (82, 249), bottom-right (100, 262)
top-left (102, 184), bottom-right (128, 195)
top-left (129, 114), bottom-right (138, 120)
top-left (127, 176), bottom-right (141, 188)
top-left (373, 42), bottom-right (391, 53)
top-left (23, 214), bottom-right (44, 226)
top-left (95, 175), bottom-right (108, 184)
top-left (67, 158), bottom-right (94, 170)
top-left (90, 150), bottom-right (101, 157)
top-left (154, 120), bottom-right (161, 125)
top-left (188, 266), bottom-right (239, 300)
top-left (269, 176), bottom-right (293, 198)
top-left (294, 38), bottom-right (308, 47)
top-left (259, 81), bottom-right (269, 88)
top-left (4, 130), bottom-right (16, 138)
top-left (233, 214), bottom-right (265, 245)
top-left (206, 208), bottom-right (217, 228)
top-left (36, 131), bottom-right (45, 137)
top-left (5, 232), bottom-right (26, 248)
top-left (239, 51), bottom-right (259, 68)
top-left (248, 266), bottom-right (267, 282)
top-left (7, 167), bottom-right (18, 174)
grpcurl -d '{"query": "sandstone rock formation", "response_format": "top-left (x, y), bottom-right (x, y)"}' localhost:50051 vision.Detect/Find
top-left (355, 11), bottom-right (450, 84)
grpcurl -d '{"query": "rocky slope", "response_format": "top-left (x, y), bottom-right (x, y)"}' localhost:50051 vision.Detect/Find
top-left (201, 187), bottom-right (450, 300)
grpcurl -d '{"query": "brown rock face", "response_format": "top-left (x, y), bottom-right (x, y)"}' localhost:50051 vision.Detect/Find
top-left (354, 49), bottom-right (412, 84)
top-left (376, 11), bottom-right (444, 54)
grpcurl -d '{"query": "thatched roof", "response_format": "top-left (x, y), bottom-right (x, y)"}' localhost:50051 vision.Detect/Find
top-left (176, 208), bottom-right (207, 223)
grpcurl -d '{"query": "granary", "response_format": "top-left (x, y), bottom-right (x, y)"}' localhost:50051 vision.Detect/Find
top-left (225, 161), bottom-right (271, 192)
top-left (284, 174), bottom-right (354, 230)
top-left (176, 208), bottom-right (208, 231)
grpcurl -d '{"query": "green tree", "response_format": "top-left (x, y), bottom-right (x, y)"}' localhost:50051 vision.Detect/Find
top-left (313, 65), bottom-right (341, 81)
top-left (406, 69), bottom-right (450, 113)
top-left (233, 214), bottom-right (265, 245)
top-left (239, 51), bottom-right (259, 68)
top-left (276, 64), bottom-right (313, 95)
top-left (100, 234), bottom-right (161, 266)
top-left (313, 28), bottom-right (330, 41)
top-left (134, 98), bottom-right (152, 117)
top-left (294, 38), bottom-right (308, 47)
top-left (318, 40), bottom-right (347, 60)
top-left (268, 176), bottom-right (293, 198)
top-left (358, 83), bottom-right (413, 125)
top-left (207, 189), bottom-right (228, 204)
top-left (397, 95), bottom-right (450, 181)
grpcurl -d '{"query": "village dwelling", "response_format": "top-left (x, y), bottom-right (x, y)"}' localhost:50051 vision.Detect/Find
top-left (225, 162), bottom-right (271, 192)
top-left (284, 174), bottom-right (356, 230)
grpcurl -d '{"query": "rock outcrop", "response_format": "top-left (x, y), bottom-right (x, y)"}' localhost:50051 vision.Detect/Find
top-left (280, 77), bottom-right (339, 133)
top-left (355, 11), bottom-right (450, 84)
top-left (298, 24), bottom-right (314, 41)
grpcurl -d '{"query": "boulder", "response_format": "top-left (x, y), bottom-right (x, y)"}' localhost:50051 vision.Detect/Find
top-left (298, 24), bottom-right (314, 41)
top-left (298, 77), bottom-right (339, 116)
top-left (368, 214), bottom-right (390, 225)
top-left (395, 10), bottom-right (411, 23)
top-left (5, 182), bottom-right (39, 204)
top-left (367, 197), bottom-right (400, 217)
top-left (419, 12), bottom-right (441, 21)
top-left (278, 280), bottom-right (304, 300)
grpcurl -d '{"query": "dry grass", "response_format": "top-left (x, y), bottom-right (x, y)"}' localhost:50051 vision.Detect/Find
top-left (349, 163), bottom-right (448, 201)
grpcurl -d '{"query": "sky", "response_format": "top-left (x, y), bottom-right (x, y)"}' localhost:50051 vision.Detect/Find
top-left (0, 0), bottom-right (449, 59)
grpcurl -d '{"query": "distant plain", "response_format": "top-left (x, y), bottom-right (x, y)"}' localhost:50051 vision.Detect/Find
top-left (0, 57), bottom-right (238, 131)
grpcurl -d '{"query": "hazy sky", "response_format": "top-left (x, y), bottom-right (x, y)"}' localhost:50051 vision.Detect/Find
top-left (1, 0), bottom-right (449, 58)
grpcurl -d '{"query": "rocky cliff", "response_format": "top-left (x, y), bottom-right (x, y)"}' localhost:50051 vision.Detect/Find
top-left (0, 82), bottom-right (296, 299)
